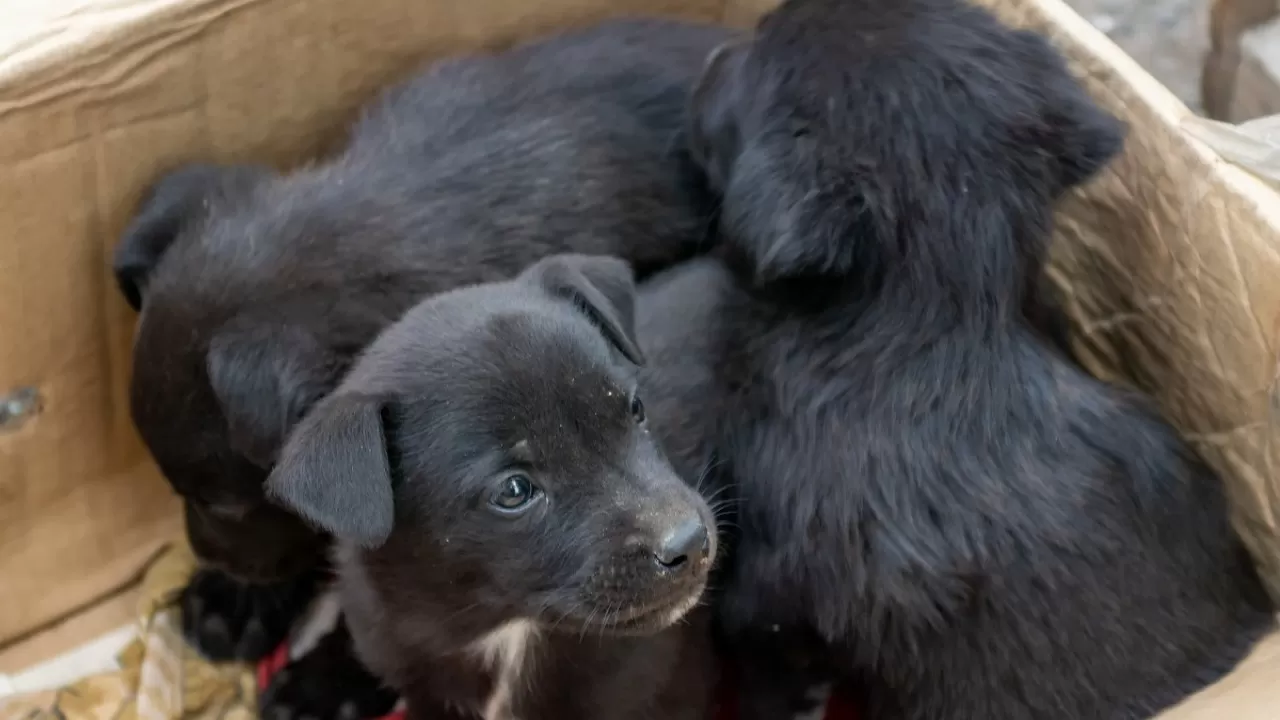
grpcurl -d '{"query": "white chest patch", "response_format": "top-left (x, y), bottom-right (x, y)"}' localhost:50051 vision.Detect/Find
top-left (467, 619), bottom-right (539, 720)
top-left (287, 589), bottom-right (342, 660)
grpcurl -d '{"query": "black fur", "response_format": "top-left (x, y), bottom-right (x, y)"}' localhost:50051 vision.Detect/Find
top-left (112, 17), bottom-right (729, 666)
top-left (259, 622), bottom-right (399, 720)
top-left (638, 1), bottom-right (1276, 718)
top-left (177, 567), bottom-right (320, 663)
top-left (267, 255), bottom-right (719, 720)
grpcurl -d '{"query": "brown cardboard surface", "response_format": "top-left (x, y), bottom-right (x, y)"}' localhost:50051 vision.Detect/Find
top-left (0, 582), bottom-right (136, 675)
top-left (2, 0), bottom-right (1280, 712)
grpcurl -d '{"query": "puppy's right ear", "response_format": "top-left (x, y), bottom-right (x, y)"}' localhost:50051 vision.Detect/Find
top-left (524, 254), bottom-right (644, 366)
top-left (266, 392), bottom-right (395, 549)
top-left (688, 39), bottom-right (748, 189)
top-left (206, 321), bottom-right (347, 470)
top-left (113, 163), bottom-right (267, 311)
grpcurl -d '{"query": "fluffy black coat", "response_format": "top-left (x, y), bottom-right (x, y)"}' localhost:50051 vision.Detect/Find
top-left (638, 1), bottom-right (1276, 718)
top-left (111, 16), bottom-right (730, 685)
top-left (267, 255), bottom-right (719, 720)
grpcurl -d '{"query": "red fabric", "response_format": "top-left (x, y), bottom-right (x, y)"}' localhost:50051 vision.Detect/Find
top-left (257, 643), bottom-right (860, 720)
top-left (257, 642), bottom-right (291, 694)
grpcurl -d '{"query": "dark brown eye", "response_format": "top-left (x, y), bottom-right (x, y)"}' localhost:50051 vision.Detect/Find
top-left (491, 474), bottom-right (538, 512)
top-left (629, 394), bottom-right (646, 424)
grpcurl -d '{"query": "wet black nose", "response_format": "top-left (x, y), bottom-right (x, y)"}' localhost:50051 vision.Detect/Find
top-left (654, 518), bottom-right (709, 569)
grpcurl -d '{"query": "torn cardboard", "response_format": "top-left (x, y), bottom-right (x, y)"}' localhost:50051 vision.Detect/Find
top-left (1, 0), bottom-right (1280, 714)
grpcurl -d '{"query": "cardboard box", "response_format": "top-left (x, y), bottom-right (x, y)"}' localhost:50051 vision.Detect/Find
top-left (1, 0), bottom-right (1278, 715)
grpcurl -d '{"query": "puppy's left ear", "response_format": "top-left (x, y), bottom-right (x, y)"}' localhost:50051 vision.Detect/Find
top-left (1049, 95), bottom-right (1126, 189)
top-left (206, 320), bottom-right (346, 470)
top-left (1021, 32), bottom-right (1127, 189)
top-left (524, 254), bottom-right (644, 366)
top-left (113, 163), bottom-right (268, 311)
top-left (688, 38), bottom-right (749, 188)
top-left (265, 392), bottom-right (394, 549)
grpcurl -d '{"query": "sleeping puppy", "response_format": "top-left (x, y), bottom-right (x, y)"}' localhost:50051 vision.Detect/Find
top-left (111, 15), bottom-right (729, 699)
top-left (636, 0), bottom-right (1278, 718)
top-left (265, 254), bottom-right (718, 720)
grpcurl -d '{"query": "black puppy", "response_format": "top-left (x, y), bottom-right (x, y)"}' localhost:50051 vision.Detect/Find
top-left (636, 0), bottom-right (1277, 718)
top-left (265, 254), bottom-right (718, 720)
top-left (112, 17), bottom-right (729, 709)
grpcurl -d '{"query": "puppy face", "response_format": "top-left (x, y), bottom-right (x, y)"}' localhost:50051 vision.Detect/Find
top-left (116, 164), bottom-right (388, 581)
top-left (688, 0), bottom-right (1126, 285)
top-left (268, 255), bottom-right (716, 634)
top-left (128, 309), bottom-right (335, 582)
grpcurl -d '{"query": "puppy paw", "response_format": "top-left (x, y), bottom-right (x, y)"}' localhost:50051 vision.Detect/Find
top-left (179, 568), bottom-right (319, 662)
top-left (259, 626), bottom-right (399, 720)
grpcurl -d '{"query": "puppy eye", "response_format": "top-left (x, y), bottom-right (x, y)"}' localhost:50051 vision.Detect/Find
top-left (629, 394), bottom-right (646, 424)
top-left (490, 474), bottom-right (539, 513)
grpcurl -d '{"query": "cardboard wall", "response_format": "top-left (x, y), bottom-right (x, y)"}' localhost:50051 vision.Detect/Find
top-left (1, 0), bottom-right (1278, 677)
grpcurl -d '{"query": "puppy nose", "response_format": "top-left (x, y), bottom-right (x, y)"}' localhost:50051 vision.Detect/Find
top-left (654, 518), bottom-right (709, 569)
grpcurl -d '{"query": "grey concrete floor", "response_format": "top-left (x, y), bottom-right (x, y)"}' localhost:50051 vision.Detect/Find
top-left (1063, 0), bottom-right (1208, 112)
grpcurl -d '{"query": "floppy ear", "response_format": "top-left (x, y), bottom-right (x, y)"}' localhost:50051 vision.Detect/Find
top-left (524, 254), bottom-right (644, 366)
top-left (266, 392), bottom-right (394, 549)
top-left (206, 322), bottom-right (347, 470)
top-left (688, 39), bottom-right (748, 188)
top-left (1016, 31), bottom-right (1127, 190)
top-left (1048, 96), bottom-right (1126, 190)
top-left (113, 163), bottom-right (268, 311)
